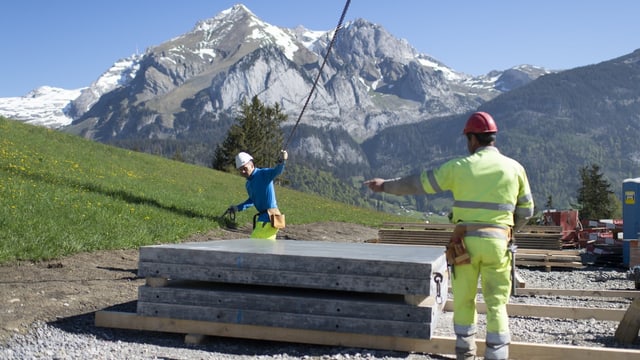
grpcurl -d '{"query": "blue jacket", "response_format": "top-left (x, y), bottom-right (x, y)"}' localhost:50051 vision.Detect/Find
top-left (237, 161), bottom-right (285, 222)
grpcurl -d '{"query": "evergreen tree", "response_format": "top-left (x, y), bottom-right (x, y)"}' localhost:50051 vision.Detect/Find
top-left (545, 195), bottom-right (553, 209)
top-left (212, 96), bottom-right (287, 171)
top-left (576, 164), bottom-right (617, 220)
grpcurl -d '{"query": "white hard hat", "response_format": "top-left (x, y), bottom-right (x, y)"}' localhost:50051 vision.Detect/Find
top-left (235, 152), bottom-right (253, 169)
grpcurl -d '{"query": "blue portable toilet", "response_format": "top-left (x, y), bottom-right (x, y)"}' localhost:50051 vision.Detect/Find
top-left (622, 178), bottom-right (640, 267)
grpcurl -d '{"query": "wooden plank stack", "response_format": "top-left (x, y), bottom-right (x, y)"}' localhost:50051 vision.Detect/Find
top-left (376, 223), bottom-right (564, 250)
top-left (374, 223), bottom-right (584, 270)
top-left (514, 249), bottom-right (585, 271)
top-left (136, 238), bottom-right (449, 340)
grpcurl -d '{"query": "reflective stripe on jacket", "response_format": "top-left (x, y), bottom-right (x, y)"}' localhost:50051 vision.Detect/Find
top-left (420, 147), bottom-right (534, 227)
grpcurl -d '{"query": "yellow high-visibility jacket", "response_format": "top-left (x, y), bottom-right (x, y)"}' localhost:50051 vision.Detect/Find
top-left (385, 146), bottom-right (534, 229)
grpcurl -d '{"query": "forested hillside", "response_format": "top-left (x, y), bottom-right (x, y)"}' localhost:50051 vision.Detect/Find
top-left (363, 50), bottom-right (640, 210)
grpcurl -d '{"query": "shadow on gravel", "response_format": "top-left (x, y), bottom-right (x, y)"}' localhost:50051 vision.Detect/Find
top-left (585, 334), bottom-right (640, 349)
top-left (48, 301), bottom-right (452, 359)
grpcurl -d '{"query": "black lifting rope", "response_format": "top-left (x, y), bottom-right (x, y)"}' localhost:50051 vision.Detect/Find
top-left (282, 0), bottom-right (351, 151)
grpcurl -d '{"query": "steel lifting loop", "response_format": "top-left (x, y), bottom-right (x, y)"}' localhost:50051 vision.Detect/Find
top-left (434, 272), bottom-right (444, 304)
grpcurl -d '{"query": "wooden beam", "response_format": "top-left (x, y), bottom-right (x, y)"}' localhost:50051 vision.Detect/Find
top-left (443, 300), bottom-right (626, 321)
top-left (515, 260), bottom-right (584, 271)
top-left (146, 277), bottom-right (168, 287)
top-left (95, 311), bottom-right (455, 354)
top-left (615, 298), bottom-right (640, 344)
top-left (95, 311), bottom-right (640, 360)
top-left (514, 271), bottom-right (526, 288)
top-left (516, 288), bottom-right (640, 299)
top-left (458, 288), bottom-right (640, 299)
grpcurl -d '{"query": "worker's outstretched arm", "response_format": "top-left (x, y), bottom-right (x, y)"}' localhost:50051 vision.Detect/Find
top-left (364, 174), bottom-right (426, 195)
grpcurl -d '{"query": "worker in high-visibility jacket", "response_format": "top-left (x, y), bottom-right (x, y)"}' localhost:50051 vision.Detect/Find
top-left (364, 111), bottom-right (534, 360)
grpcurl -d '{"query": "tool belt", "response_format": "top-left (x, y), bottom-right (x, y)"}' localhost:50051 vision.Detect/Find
top-left (446, 225), bottom-right (470, 266)
top-left (253, 208), bottom-right (286, 229)
top-left (267, 208), bottom-right (286, 229)
top-left (446, 224), bottom-right (512, 266)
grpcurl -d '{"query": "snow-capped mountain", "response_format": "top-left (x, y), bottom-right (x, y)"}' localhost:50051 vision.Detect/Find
top-left (0, 55), bottom-right (143, 129)
top-left (0, 86), bottom-right (82, 129)
top-left (0, 4), bottom-right (550, 139)
top-left (66, 55), bottom-right (143, 119)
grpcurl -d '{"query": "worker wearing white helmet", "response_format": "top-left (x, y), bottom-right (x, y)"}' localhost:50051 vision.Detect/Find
top-left (234, 152), bottom-right (254, 169)
top-left (228, 150), bottom-right (288, 240)
top-left (364, 112), bottom-right (534, 360)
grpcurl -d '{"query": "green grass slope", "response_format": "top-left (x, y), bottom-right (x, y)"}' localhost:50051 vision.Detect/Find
top-left (0, 117), bottom-right (408, 264)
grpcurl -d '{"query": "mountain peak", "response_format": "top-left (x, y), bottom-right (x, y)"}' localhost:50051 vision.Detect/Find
top-left (180, 4), bottom-right (301, 62)
top-left (223, 3), bottom-right (254, 17)
top-left (196, 3), bottom-right (258, 32)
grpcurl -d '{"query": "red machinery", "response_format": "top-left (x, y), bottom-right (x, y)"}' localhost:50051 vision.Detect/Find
top-left (541, 209), bottom-right (623, 248)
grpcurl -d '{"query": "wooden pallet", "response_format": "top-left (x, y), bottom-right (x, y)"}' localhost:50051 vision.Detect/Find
top-left (95, 300), bottom-right (640, 359)
top-left (516, 249), bottom-right (585, 271)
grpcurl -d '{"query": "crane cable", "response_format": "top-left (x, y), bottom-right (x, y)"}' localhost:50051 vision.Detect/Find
top-left (282, 0), bottom-right (351, 151)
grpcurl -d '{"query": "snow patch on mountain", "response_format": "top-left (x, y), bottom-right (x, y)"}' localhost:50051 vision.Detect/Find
top-left (0, 86), bottom-right (83, 128)
top-left (65, 54), bottom-right (142, 119)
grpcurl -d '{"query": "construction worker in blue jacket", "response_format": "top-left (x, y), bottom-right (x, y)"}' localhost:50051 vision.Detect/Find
top-left (365, 111), bottom-right (534, 360)
top-left (228, 150), bottom-right (288, 240)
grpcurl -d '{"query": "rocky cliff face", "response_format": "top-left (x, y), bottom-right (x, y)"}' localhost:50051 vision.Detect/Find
top-left (62, 5), bottom-right (542, 146)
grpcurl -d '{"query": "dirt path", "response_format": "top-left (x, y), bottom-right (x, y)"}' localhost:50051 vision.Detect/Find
top-left (0, 222), bottom-right (379, 344)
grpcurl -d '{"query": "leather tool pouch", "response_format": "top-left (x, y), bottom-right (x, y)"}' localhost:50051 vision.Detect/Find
top-left (267, 208), bottom-right (286, 229)
top-left (446, 225), bottom-right (471, 266)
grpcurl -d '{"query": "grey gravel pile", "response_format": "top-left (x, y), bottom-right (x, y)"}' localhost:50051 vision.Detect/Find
top-left (1, 266), bottom-right (639, 360)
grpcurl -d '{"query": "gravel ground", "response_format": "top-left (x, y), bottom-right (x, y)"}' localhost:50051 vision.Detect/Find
top-left (1, 265), bottom-right (639, 360)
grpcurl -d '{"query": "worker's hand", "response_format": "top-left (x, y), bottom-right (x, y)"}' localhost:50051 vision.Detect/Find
top-left (363, 178), bottom-right (385, 192)
top-left (278, 150), bottom-right (288, 163)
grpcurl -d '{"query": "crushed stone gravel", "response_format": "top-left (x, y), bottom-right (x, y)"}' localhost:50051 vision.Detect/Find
top-left (1, 265), bottom-right (639, 359)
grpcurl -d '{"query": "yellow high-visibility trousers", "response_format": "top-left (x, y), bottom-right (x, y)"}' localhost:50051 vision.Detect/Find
top-left (250, 221), bottom-right (278, 240)
top-left (452, 236), bottom-right (511, 334)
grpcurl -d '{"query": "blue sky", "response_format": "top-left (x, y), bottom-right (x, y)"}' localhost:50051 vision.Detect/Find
top-left (1, 0), bottom-right (638, 97)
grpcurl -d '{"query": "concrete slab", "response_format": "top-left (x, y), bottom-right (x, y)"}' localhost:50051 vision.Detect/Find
top-left (139, 238), bottom-right (445, 277)
top-left (138, 281), bottom-right (437, 322)
top-left (135, 239), bottom-right (448, 339)
top-left (137, 281), bottom-right (440, 338)
top-left (138, 239), bottom-right (447, 295)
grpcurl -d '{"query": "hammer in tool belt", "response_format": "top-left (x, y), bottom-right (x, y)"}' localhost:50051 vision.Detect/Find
top-left (509, 232), bottom-right (517, 296)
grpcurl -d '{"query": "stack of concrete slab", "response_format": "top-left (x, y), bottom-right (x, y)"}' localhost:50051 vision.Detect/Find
top-left (136, 238), bottom-right (448, 340)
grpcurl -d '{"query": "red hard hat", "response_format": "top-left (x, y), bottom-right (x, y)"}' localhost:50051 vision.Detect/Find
top-left (463, 111), bottom-right (498, 134)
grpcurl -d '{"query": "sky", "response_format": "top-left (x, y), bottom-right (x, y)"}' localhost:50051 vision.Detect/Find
top-left (1, 0), bottom-right (639, 97)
